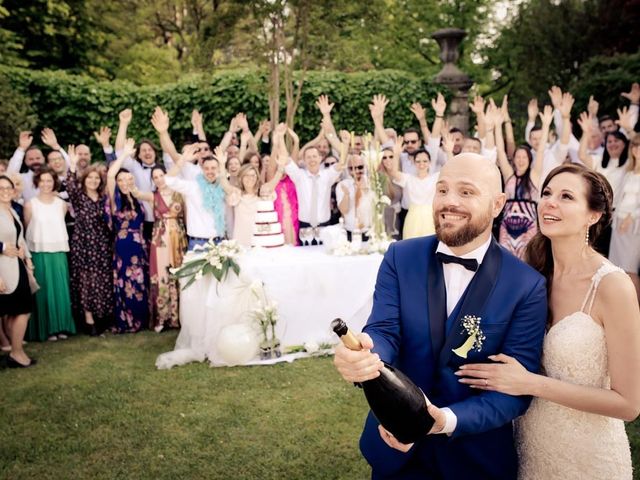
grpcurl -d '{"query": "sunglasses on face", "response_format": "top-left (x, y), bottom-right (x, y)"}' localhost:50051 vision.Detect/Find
top-left (381, 155), bottom-right (394, 160)
top-left (403, 139), bottom-right (419, 145)
top-left (324, 162), bottom-right (337, 168)
top-left (348, 165), bottom-right (365, 171)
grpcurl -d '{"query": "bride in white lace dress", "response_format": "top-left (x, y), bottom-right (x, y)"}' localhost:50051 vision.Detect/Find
top-left (458, 164), bottom-right (640, 479)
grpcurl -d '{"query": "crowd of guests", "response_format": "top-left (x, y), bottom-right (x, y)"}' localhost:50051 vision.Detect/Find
top-left (0, 82), bottom-right (638, 368)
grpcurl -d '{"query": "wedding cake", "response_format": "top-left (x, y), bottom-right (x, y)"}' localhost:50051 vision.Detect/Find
top-left (252, 199), bottom-right (285, 248)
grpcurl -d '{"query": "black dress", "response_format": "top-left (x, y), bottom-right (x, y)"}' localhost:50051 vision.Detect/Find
top-left (0, 217), bottom-right (32, 315)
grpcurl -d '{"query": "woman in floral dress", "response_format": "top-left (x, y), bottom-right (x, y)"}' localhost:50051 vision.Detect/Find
top-left (132, 166), bottom-right (187, 331)
top-left (107, 139), bottom-right (149, 333)
top-left (66, 147), bottom-right (113, 335)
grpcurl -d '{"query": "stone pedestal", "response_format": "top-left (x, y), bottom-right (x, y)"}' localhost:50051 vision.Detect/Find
top-left (432, 28), bottom-right (473, 135)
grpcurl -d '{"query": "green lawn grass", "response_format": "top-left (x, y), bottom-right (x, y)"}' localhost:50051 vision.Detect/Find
top-left (1, 332), bottom-right (639, 479)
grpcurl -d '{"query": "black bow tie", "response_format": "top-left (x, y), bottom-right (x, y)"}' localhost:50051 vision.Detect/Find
top-left (436, 252), bottom-right (478, 272)
top-left (141, 164), bottom-right (155, 170)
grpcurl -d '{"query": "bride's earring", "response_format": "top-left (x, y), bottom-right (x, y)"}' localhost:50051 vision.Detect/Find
top-left (585, 226), bottom-right (590, 245)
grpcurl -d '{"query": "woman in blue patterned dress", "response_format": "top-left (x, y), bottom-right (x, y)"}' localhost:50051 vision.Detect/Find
top-left (106, 139), bottom-right (149, 333)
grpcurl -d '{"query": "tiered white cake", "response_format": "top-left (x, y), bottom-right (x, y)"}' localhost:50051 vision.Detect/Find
top-left (252, 199), bottom-right (285, 248)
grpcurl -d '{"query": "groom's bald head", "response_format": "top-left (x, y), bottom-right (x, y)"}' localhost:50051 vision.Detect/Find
top-left (434, 153), bottom-right (506, 249)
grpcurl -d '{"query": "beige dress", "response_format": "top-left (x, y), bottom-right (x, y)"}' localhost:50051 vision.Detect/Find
top-left (516, 262), bottom-right (633, 480)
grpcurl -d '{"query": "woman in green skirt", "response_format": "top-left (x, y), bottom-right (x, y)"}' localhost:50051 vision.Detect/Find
top-left (24, 166), bottom-right (76, 341)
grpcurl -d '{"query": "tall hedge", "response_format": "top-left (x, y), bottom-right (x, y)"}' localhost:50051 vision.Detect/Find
top-left (0, 67), bottom-right (444, 158)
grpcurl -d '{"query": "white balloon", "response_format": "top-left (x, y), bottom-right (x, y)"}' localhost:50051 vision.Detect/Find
top-left (216, 323), bottom-right (259, 366)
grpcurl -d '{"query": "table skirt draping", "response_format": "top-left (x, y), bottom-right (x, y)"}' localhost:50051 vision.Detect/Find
top-left (156, 246), bottom-right (384, 368)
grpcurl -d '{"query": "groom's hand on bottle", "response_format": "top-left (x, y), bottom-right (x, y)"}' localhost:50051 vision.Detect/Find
top-left (334, 332), bottom-right (384, 383)
top-left (426, 403), bottom-right (447, 434)
top-left (378, 425), bottom-right (414, 452)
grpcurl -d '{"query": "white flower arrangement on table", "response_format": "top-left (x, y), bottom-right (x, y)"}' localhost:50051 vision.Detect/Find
top-left (250, 282), bottom-right (282, 359)
top-left (330, 133), bottom-right (395, 257)
top-left (171, 239), bottom-right (242, 290)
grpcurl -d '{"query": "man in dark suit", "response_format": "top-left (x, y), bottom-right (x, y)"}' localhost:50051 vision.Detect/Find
top-left (335, 153), bottom-right (547, 479)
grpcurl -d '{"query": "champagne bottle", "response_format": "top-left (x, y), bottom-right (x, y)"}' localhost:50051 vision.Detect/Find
top-left (332, 318), bottom-right (435, 444)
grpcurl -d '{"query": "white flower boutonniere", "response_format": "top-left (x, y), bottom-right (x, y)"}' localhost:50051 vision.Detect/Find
top-left (452, 315), bottom-right (486, 359)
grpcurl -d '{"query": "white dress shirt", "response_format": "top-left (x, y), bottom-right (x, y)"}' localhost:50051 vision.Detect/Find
top-left (285, 161), bottom-right (340, 225)
top-left (433, 235), bottom-right (492, 435)
top-left (165, 176), bottom-right (221, 241)
top-left (335, 177), bottom-right (374, 231)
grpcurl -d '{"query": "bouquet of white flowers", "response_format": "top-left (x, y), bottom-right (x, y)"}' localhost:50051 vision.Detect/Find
top-left (171, 239), bottom-right (242, 289)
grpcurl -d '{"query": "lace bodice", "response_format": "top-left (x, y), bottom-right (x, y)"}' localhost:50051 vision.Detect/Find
top-left (517, 261), bottom-right (632, 480)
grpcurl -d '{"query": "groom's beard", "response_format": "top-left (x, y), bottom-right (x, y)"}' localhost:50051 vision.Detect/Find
top-left (434, 205), bottom-right (493, 248)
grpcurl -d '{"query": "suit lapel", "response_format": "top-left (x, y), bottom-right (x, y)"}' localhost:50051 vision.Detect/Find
top-left (438, 239), bottom-right (502, 367)
top-left (427, 245), bottom-right (447, 360)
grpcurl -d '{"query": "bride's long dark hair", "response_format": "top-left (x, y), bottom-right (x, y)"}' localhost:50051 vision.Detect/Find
top-left (524, 164), bottom-right (613, 313)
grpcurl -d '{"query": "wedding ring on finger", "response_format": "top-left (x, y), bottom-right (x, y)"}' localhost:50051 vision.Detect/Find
top-left (484, 378), bottom-right (488, 387)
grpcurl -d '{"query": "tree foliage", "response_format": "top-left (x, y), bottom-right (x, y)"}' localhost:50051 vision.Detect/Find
top-left (0, 66), bottom-right (443, 158)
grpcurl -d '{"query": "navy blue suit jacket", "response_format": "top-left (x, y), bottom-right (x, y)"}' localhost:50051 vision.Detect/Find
top-left (360, 235), bottom-right (547, 479)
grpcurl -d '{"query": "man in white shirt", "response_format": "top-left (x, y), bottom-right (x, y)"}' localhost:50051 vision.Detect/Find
top-left (336, 154), bottom-right (373, 241)
top-left (7, 129), bottom-right (68, 202)
top-left (334, 153), bottom-right (547, 479)
top-left (284, 146), bottom-right (344, 245)
top-left (165, 150), bottom-right (226, 251)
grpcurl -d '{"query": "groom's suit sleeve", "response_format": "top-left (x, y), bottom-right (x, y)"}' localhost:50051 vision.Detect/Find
top-left (448, 275), bottom-right (547, 438)
top-left (363, 243), bottom-right (402, 364)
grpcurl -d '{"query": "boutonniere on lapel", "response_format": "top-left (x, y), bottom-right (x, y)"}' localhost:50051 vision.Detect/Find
top-left (452, 315), bottom-right (486, 359)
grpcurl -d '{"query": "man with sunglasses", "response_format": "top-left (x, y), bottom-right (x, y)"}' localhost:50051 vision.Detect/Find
top-left (396, 128), bottom-right (422, 238)
top-left (337, 155), bottom-right (373, 241)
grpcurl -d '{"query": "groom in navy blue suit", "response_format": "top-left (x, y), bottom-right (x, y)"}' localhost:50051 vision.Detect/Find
top-left (335, 153), bottom-right (547, 479)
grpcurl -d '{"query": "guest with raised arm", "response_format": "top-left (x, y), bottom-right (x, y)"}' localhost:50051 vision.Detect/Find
top-left (263, 133), bottom-right (299, 245)
top-left (493, 101), bottom-right (550, 259)
top-left (114, 108), bottom-right (162, 242)
top-left (94, 126), bottom-right (117, 164)
top-left (386, 136), bottom-right (438, 239)
top-left (164, 145), bottom-right (225, 251)
top-left (214, 128), bottom-right (287, 248)
top-left (284, 133), bottom-right (345, 244)
top-left (7, 129), bottom-right (68, 202)
top-left (107, 139), bottom-right (149, 333)
top-left (609, 133), bottom-right (640, 300)
top-left (66, 146), bottom-right (113, 336)
top-left (0, 175), bottom-right (35, 367)
top-left (24, 166), bottom-right (75, 342)
top-left (131, 165), bottom-right (187, 332)
top-left (337, 154), bottom-right (373, 241)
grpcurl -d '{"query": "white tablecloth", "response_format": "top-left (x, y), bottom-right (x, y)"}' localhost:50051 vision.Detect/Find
top-left (156, 246), bottom-right (383, 368)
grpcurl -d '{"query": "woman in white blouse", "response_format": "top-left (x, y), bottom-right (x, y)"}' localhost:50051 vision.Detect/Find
top-left (609, 133), bottom-right (640, 300)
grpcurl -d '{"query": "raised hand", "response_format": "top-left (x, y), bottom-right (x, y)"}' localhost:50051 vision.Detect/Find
top-left (119, 108), bottom-right (133, 125)
top-left (539, 105), bottom-right (554, 127)
top-left (122, 138), bottom-right (136, 159)
top-left (191, 109), bottom-right (203, 129)
top-left (409, 102), bottom-right (427, 122)
top-left (559, 92), bottom-right (575, 119)
top-left (577, 111), bottom-right (594, 134)
top-left (339, 130), bottom-right (351, 145)
top-left (235, 113), bottom-right (249, 132)
top-left (393, 135), bottom-right (403, 158)
top-left (151, 106), bottom-right (170, 133)
top-left (442, 131), bottom-right (455, 154)
top-left (18, 131), bottom-right (33, 150)
top-left (181, 143), bottom-right (200, 165)
top-left (500, 95), bottom-right (511, 123)
top-left (469, 96), bottom-right (485, 115)
top-left (41, 128), bottom-right (61, 150)
top-left (213, 145), bottom-right (227, 166)
top-left (67, 145), bottom-right (78, 171)
top-left (93, 126), bottom-right (112, 148)
top-left (316, 95), bottom-right (334, 115)
top-left (621, 82), bottom-right (640, 105)
top-left (431, 92), bottom-right (446, 117)
top-left (587, 95), bottom-right (599, 117)
top-left (547, 85), bottom-right (563, 110)
top-left (527, 98), bottom-right (539, 122)
top-left (273, 122), bottom-right (287, 139)
top-left (372, 94), bottom-right (388, 117)
top-left (257, 119), bottom-right (271, 136)
top-left (616, 106), bottom-right (634, 132)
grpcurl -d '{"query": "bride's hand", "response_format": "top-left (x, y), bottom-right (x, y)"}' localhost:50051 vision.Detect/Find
top-left (455, 354), bottom-right (536, 396)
